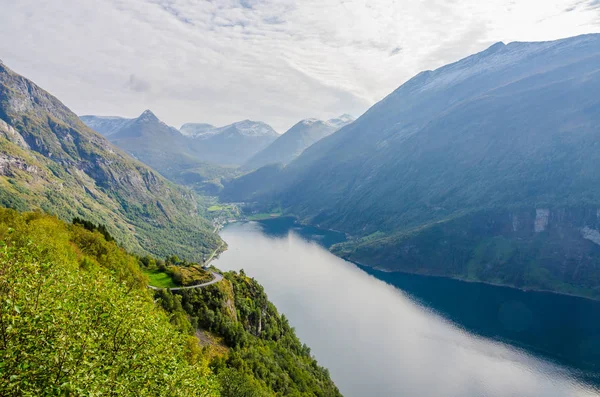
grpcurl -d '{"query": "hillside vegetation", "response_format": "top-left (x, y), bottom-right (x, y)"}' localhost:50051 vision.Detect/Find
top-left (0, 61), bottom-right (221, 261)
top-left (0, 208), bottom-right (340, 396)
top-left (156, 270), bottom-right (341, 397)
top-left (0, 209), bottom-right (218, 396)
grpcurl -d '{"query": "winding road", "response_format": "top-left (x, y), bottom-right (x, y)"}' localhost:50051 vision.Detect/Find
top-left (148, 271), bottom-right (223, 291)
top-left (148, 240), bottom-right (225, 291)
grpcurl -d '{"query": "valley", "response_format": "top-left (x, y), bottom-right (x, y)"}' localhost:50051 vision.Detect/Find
top-left (220, 34), bottom-right (600, 301)
top-left (1, 23), bottom-right (600, 397)
top-left (213, 218), bottom-right (600, 397)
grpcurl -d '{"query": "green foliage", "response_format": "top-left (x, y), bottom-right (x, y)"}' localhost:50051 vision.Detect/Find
top-left (0, 208), bottom-right (219, 396)
top-left (247, 212), bottom-right (283, 221)
top-left (156, 271), bottom-right (342, 396)
top-left (72, 216), bottom-right (114, 242)
top-left (145, 268), bottom-right (178, 288)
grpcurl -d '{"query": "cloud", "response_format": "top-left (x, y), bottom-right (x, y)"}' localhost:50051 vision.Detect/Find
top-left (0, 0), bottom-right (598, 131)
top-left (126, 74), bottom-right (151, 93)
top-left (389, 47), bottom-right (403, 57)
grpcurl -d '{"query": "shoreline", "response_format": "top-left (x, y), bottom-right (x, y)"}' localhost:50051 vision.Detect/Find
top-left (345, 256), bottom-right (600, 303)
top-left (231, 214), bottom-right (600, 302)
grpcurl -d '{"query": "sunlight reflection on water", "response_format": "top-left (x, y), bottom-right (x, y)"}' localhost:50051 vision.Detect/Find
top-left (213, 221), bottom-right (600, 397)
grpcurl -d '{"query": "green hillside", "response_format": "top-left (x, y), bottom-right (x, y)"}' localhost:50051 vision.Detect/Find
top-left (0, 208), bottom-right (341, 396)
top-left (0, 209), bottom-right (219, 396)
top-left (0, 61), bottom-right (221, 261)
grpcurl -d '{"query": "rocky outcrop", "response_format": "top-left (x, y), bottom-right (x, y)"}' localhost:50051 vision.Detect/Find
top-left (0, 153), bottom-right (39, 176)
top-left (534, 209), bottom-right (550, 232)
top-left (0, 119), bottom-right (29, 149)
top-left (582, 227), bottom-right (600, 246)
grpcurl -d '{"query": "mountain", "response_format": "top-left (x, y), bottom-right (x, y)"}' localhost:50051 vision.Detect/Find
top-left (326, 114), bottom-right (355, 129)
top-left (81, 111), bottom-right (237, 194)
top-left (83, 114), bottom-right (278, 169)
top-left (179, 123), bottom-right (216, 137)
top-left (243, 115), bottom-right (355, 170)
top-left (85, 110), bottom-right (198, 175)
top-left (184, 120), bottom-right (279, 166)
top-left (79, 115), bottom-right (131, 136)
top-left (0, 61), bottom-right (221, 260)
top-left (222, 34), bottom-right (600, 298)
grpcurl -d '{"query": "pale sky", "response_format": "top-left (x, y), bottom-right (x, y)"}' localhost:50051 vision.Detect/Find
top-left (1, 0), bottom-right (599, 132)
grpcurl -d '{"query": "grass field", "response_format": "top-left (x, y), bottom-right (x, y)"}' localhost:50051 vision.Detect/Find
top-left (247, 212), bottom-right (283, 221)
top-left (208, 205), bottom-right (225, 212)
top-left (144, 269), bottom-right (177, 288)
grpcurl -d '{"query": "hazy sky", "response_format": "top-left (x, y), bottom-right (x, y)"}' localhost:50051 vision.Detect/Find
top-left (1, 0), bottom-right (599, 132)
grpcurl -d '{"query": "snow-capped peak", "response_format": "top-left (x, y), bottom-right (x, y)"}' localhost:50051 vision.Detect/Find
top-left (180, 120), bottom-right (278, 139)
top-left (180, 123), bottom-right (215, 137)
top-left (228, 120), bottom-right (278, 137)
top-left (326, 114), bottom-right (355, 129)
top-left (299, 118), bottom-right (322, 126)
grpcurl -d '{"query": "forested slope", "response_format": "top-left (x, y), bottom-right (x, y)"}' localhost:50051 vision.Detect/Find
top-left (0, 208), bottom-right (340, 396)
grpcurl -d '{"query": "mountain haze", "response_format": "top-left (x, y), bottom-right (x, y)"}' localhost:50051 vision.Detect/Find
top-left (179, 123), bottom-right (216, 137)
top-left (0, 61), bottom-right (221, 260)
top-left (222, 34), bottom-right (600, 298)
top-left (79, 115), bottom-right (131, 136)
top-left (243, 115), bottom-right (355, 170)
top-left (185, 120), bottom-right (279, 166)
top-left (81, 112), bottom-right (237, 194)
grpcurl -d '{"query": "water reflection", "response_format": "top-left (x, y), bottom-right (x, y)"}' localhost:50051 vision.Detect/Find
top-left (213, 220), bottom-right (600, 397)
top-left (360, 266), bottom-right (600, 375)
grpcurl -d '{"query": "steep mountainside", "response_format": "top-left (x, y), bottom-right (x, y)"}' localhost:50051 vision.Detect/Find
top-left (0, 61), bottom-right (221, 260)
top-left (185, 120), bottom-right (279, 166)
top-left (243, 115), bottom-right (355, 170)
top-left (222, 34), bottom-right (600, 297)
top-left (81, 112), bottom-right (237, 194)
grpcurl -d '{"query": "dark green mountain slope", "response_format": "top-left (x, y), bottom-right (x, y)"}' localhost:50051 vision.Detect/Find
top-left (222, 34), bottom-right (600, 297)
top-left (0, 61), bottom-right (221, 260)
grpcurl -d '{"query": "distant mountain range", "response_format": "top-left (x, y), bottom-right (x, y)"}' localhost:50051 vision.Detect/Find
top-left (222, 34), bottom-right (600, 298)
top-left (83, 115), bottom-right (278, 168)
top-left (0, 61), bottom-right (221, 260)
top-left (182, 120), bottom-right (279, 166)
top-left (243, 115), bottom-right (354, 170)
top-left (80, 112), bottom-right (239, 194)
top-left (81, 112), bottom-right (351, 190)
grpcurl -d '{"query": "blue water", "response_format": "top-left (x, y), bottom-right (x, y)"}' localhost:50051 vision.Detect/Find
top-left (213, 218), bottom-right (600, 397)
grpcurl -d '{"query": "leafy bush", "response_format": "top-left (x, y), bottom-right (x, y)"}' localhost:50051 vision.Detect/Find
top-left (0, 209), bottom-right (219, 396)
